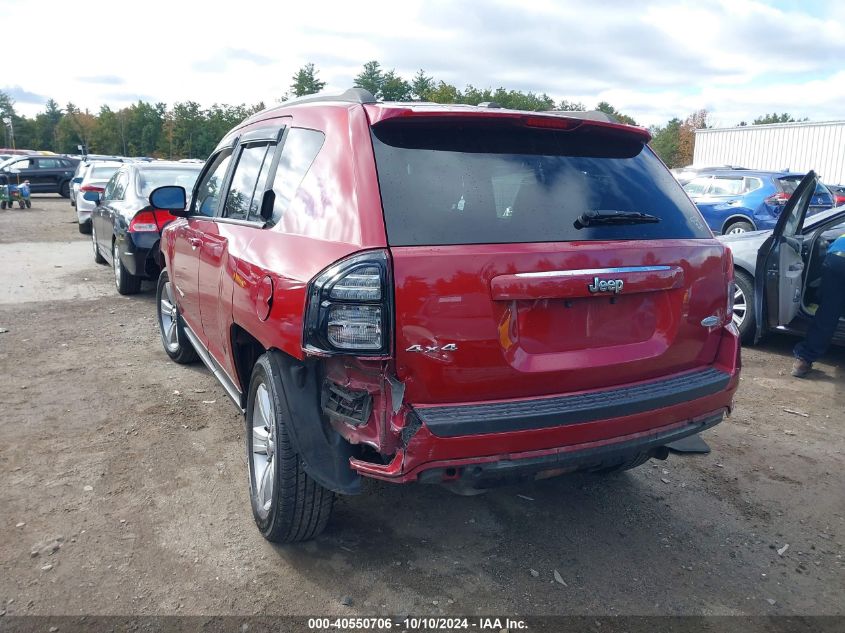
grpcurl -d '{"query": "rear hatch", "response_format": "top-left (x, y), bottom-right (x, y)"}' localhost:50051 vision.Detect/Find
top-left (778, 175), bottom-right (835, 217)
top-left (369, 113), bottom-right (729, 405)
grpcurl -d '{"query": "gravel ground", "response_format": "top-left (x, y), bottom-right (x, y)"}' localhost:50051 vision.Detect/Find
top-left (0, 197), bottom-right (842, 618)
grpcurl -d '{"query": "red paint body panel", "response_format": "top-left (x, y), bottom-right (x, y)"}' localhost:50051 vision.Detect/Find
top-left (391, 240), bottom-right (728, 404)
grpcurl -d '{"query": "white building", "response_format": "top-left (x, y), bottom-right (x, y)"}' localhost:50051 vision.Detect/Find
top-left (693, 120), bottom-right (845, 185)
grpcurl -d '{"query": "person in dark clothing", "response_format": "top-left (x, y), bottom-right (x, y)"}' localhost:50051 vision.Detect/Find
top-left (792, 232), bottom-right (845, 377)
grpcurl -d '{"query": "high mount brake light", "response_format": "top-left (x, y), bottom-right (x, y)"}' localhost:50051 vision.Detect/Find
top-left (303, 250), bottom-right (392, 356)
top-left (523, 115), bottom-right (582, 131)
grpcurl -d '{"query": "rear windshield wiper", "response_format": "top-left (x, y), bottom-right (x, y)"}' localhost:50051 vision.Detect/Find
top-left (574, 209), bottom-right (661, 229)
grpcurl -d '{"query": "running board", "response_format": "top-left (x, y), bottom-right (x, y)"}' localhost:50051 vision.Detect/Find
top-left (181, 324), bottom-right (244, 412)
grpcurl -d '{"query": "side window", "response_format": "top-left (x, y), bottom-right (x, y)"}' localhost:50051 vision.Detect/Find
top-left (102, 173), bottom-right (119, 201)
top-left (10, 159), bottom-right (30, 171)
top-left (223, 144), bottom-right (274, 221)
top-left (709, 176), bottom-right (744, 196)
top-left (743, 177), bottom-right (763, 194)
top-left (37, 158), bottom-right (61, 169)
top-left (270, 128), bottom-right (325, 223)
top-left (192, 151), bottom-right (233, 217)
top-left (112, 172), bottom-right (129, 200)
top-left (683, 177), bottom-right (710, 196)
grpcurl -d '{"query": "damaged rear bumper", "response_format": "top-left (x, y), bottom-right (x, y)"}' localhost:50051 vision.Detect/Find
top-left (348, 366), bottom-right (738, 484)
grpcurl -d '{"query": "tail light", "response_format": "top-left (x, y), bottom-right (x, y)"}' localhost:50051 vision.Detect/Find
top-left (765, 192), bottom-right (790, 206)
top-left (128, 209), bottom-right (177, 233)
top-left (303, 250), bottom-right (391, 356)
top-left (835, 194), bottom-right (845, 206)
top-left (80, 184), bottom-right (105, 192)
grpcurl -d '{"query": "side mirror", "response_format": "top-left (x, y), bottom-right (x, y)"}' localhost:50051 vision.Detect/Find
top-left (82, 191), bottom-right (101, 204)
top-left (150, 185), bottom-right (188, 216)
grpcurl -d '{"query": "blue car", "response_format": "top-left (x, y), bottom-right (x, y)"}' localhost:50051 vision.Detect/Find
top-left (683, 170), bottom-right (835, 234)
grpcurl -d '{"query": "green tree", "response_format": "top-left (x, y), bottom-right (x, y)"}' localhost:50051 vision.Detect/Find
top-left (557, 99), bottom-right (585, 111)
top-left (595, 101), bottom-right (637, 125)
top-left (381, 70), bottom-right (411, 101)
top-left (410, 69), bottom-right (435, 101)
top-left (170, 101), bottom-right (203, 158)
top-left (354, 60), bottom-right (384, 98)
top-left (752, 113), bottom-right (807, 125)
top-left (290, 63), bottom-right (326, 97)
top-left (649, 117), bottom-right (682, 168)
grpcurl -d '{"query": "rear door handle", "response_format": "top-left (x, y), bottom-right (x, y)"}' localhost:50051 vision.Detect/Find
top-left (788, 262), bottom-right (804, 272)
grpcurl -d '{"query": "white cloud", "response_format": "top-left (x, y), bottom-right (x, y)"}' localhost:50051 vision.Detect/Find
top-left (3, 0), bottom-right (842, 127)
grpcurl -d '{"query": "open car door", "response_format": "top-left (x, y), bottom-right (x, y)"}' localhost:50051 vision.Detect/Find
top-left (754, 171), bottom-right (817, 343)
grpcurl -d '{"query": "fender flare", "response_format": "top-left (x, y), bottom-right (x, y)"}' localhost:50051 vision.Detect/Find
top-left (721, 213), bottom-right (756, 234)
top-left (266, 349), bottom-right (362, 495)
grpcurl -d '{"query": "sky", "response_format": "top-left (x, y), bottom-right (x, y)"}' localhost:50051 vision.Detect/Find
top-left (2, 0), bottom-right (844, 128)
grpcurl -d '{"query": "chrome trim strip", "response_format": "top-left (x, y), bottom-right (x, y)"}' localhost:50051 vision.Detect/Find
top-left (181, 323), bottom-right (244, 412)
top-left (514, 265), bottom-right (672, 279)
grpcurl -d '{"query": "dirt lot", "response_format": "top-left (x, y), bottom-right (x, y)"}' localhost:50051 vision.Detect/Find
top-left (0, 197), bottom-right (843, 618)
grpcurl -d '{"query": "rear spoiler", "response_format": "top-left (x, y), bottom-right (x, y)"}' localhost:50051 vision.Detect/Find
top-left (364, 105), bottom-right (651, 143)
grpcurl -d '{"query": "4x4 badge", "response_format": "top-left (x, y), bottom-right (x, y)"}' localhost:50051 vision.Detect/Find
top-left (588, 277), bottom-right (624, 294)
top-left (406, 343), bottom-right (458, 353)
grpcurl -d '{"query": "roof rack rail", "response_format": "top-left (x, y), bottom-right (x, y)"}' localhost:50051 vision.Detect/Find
top-left (478, 101), bottom-right (503, 109)
top-left (281, 87), bottom-right (377, 107)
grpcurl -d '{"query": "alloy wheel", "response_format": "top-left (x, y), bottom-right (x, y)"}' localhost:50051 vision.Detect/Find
top-left (158, 281), bottom-right (180, 353)
top-left (733, 284), bottom-right (747, 328)
top-left (251, 382), bottom-right (275, 520)
top-left (727, 225), bottom-right (748, 234)
top-left (113, 242), bottom-right (121, 287)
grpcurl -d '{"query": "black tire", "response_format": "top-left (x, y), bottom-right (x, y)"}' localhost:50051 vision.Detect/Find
top-left (723, 220), bottom-right (754, 235)
top-left (592, 451), bottom-right (652, 475)
top-left (78, 221), bottom-right (91, 234)
top-left (92, 225), bottom-right (106, 264)
top-left (59, 180), bottom-right (70, 198)
top-left (113, 239), bottom-right (141, 295)
top-left (0, 201), bottom-right (6, 209)
top-left (246, 354), bottom-right (334, 543)
top-left (18, 200), bottom-right (24, 209)
top-left (156, 270), bottom-right (198, 364)
top-left (733, 270), bottom-right (755, 344)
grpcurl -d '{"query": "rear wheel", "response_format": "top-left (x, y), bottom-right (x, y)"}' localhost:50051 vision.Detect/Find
top-left (156, 270), bottom-right (198, 364)
top-left (59, 181), bottom-right (70, 198)
top-left (78, 221), bottom-right (91, 235)
top-left (724, 220), bottom-right (754, 235)
top-left (733, 270), bottom-right (755, 344)
top-left (247, 354), bottom-right (334, 543)
top-left (113, 240), bottom-right (141, 295)
top-left (1, 201), bottom-right (6, 209)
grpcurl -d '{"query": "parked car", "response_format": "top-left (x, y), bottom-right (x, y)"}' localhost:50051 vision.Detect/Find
top-left (87, 161), bottom-right (201, 294)
top-left (0, 154), bottom-right (79, 196)
top-left (671, 164), bottom-right (749, 186)
top-left (824, 183), bottom-right (845, 206)
top-left (70, 156), bottom-right (129, 207)
top-left (684, 170), bottom-right (835, 235)
top-left (718, 173), bottom-right (845, 345)
top-left (148, 88), bottom-right (740, 543)
top-left (75, 161), bottom-right (123, 233)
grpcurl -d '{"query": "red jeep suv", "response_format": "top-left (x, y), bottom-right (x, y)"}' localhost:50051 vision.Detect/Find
top-left (149, 88), bottom-right (741, 543)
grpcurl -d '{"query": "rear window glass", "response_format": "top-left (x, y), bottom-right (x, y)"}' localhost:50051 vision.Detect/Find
top-left (371, 121), bottom-right (711, 245)
top-left (138, 168), bottom-right (201, 196)
top-left (779, 177), bottom-right (831, 198)
top-left (90, 165), bottom-right (120, 179)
